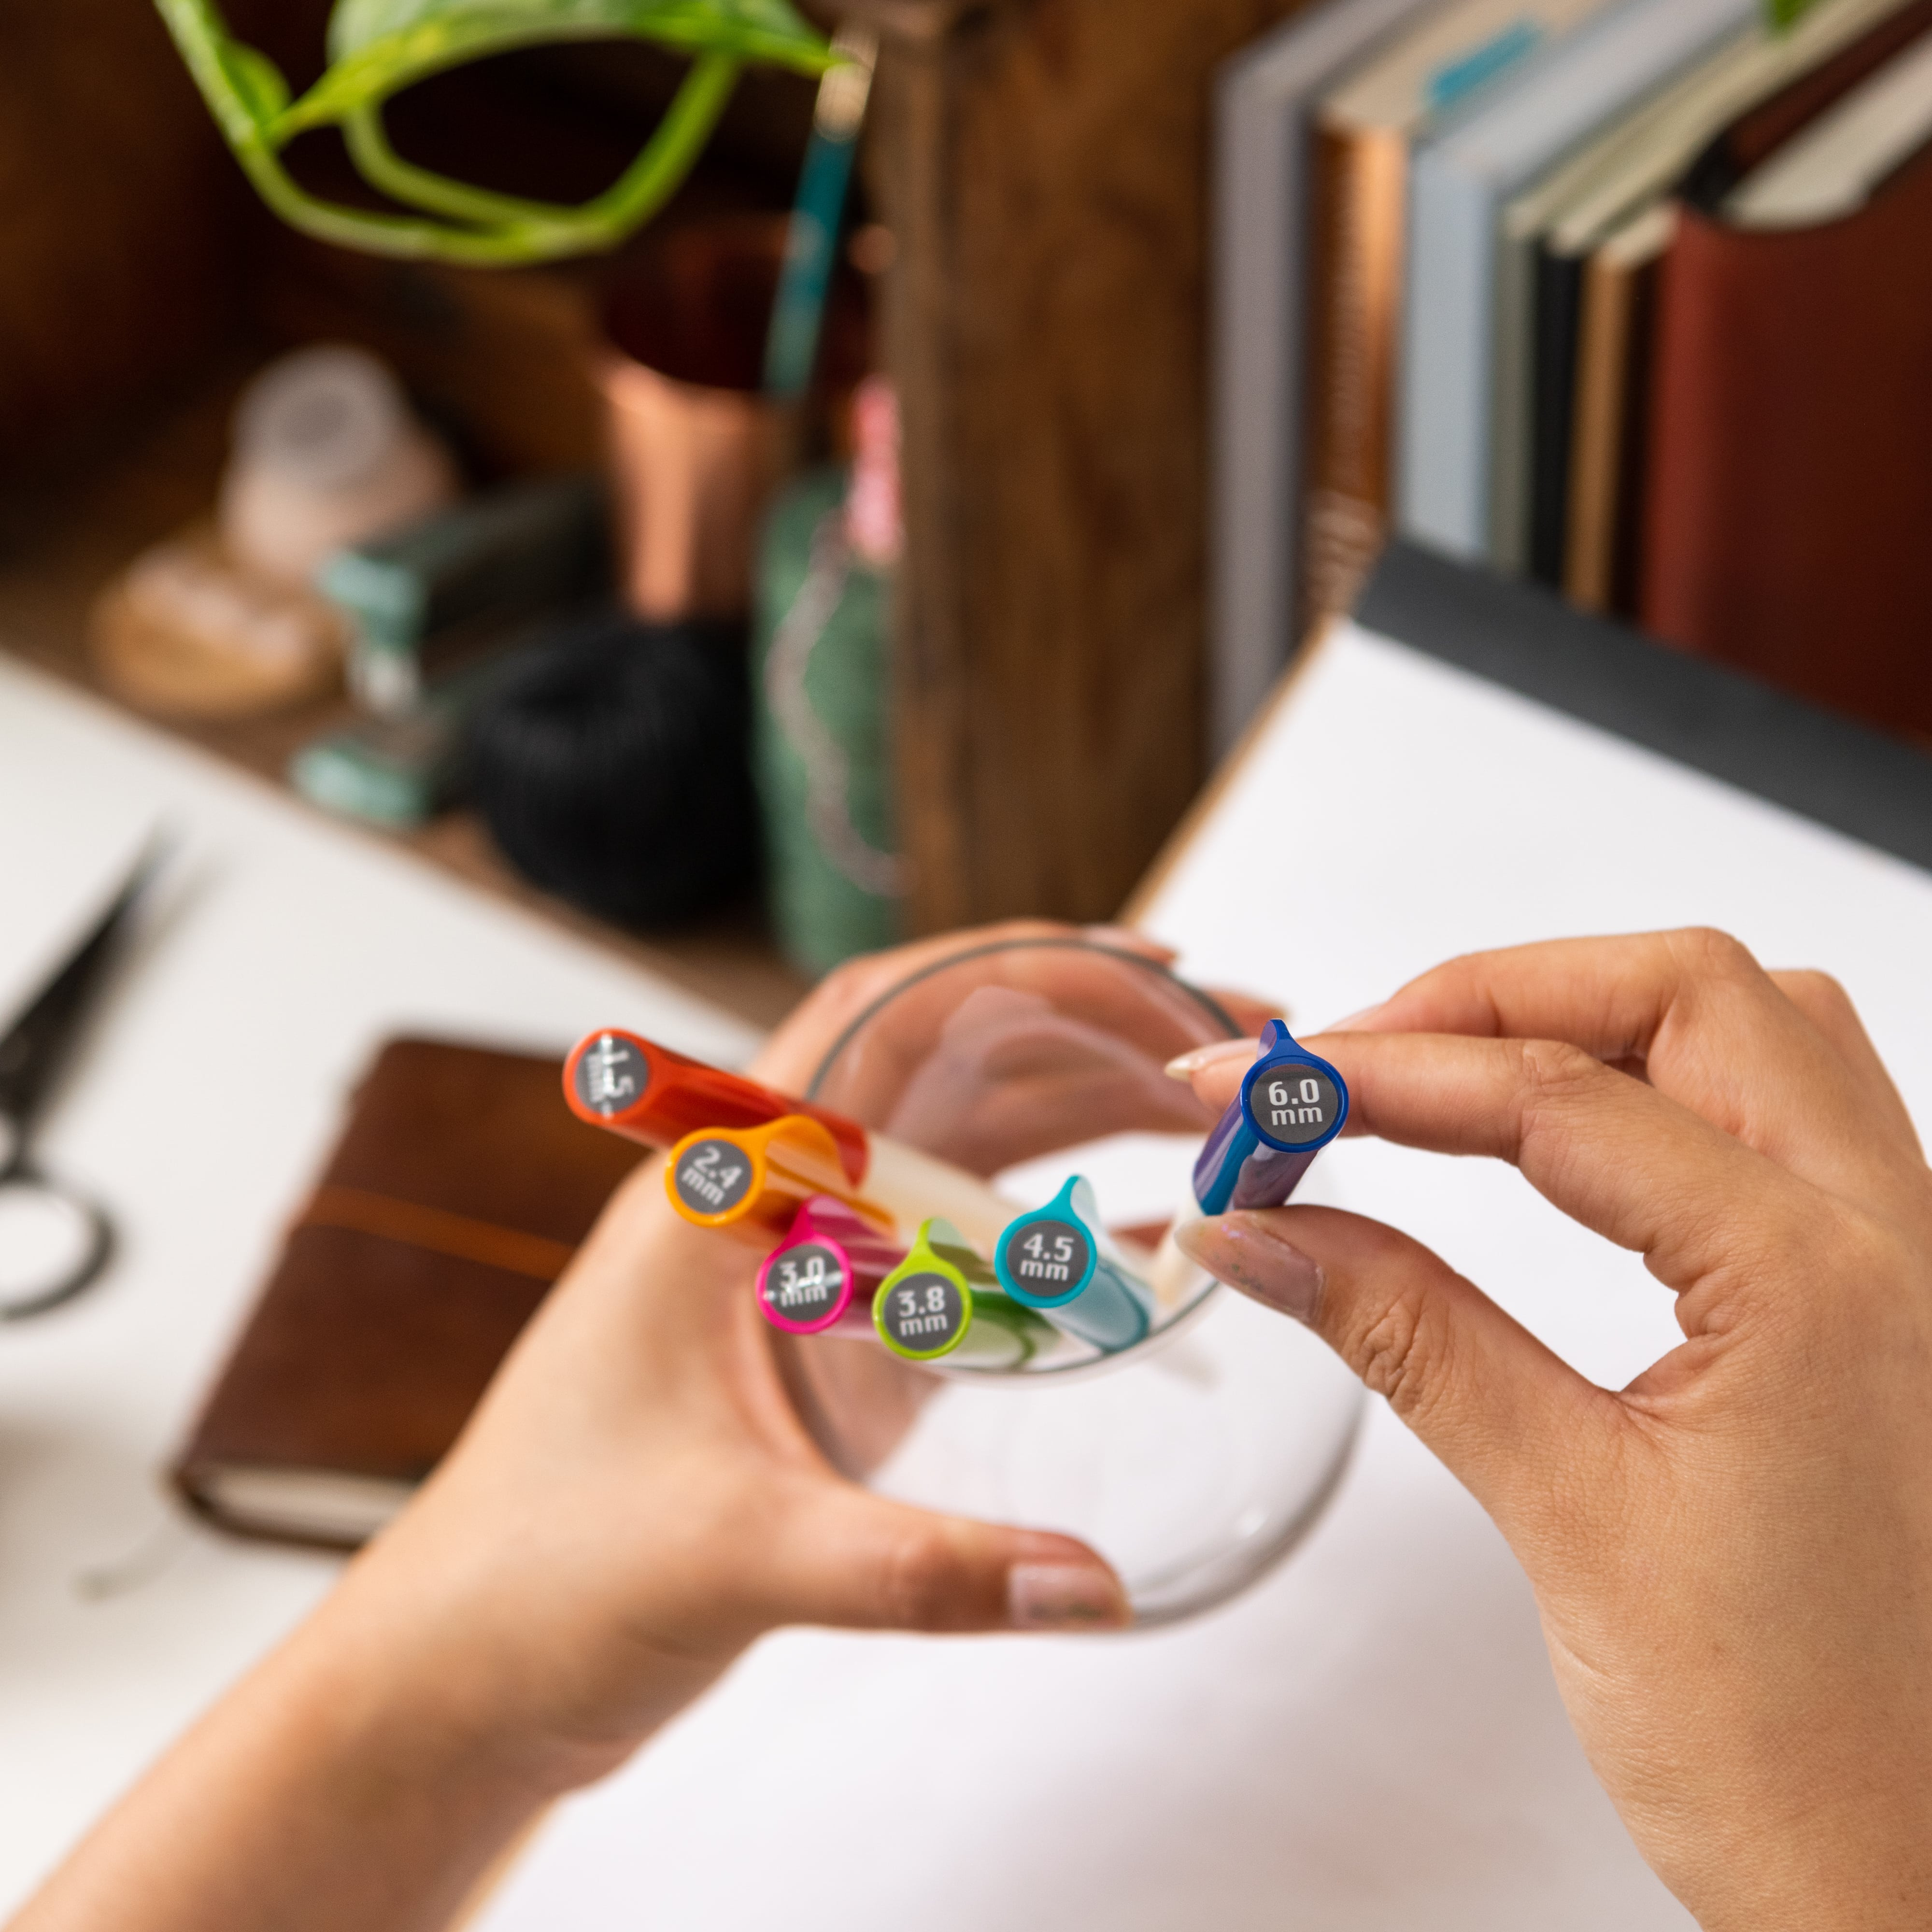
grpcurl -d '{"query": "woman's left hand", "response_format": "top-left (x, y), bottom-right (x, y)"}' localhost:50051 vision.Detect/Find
top-left (14, 921), bottom-right (1161, 1932)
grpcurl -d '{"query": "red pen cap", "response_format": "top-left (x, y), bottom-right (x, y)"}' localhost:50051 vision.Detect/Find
top-left (564, 1028), bottom-right (870, 1184)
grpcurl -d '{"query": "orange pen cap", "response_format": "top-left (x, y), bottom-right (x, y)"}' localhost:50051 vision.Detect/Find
top-left (663, 1116), bottom-right (893, 1245)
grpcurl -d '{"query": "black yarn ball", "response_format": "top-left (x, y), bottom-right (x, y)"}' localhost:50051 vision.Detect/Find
top-left (469, 611), bottom-right (760, 928)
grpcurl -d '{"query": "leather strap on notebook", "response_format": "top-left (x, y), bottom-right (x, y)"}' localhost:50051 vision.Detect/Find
top-left (298, 1185), bottom-right (578, 1284)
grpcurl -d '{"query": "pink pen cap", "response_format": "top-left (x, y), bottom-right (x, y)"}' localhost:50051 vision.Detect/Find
top-left (756, 1196), bottom-right (907, 1337)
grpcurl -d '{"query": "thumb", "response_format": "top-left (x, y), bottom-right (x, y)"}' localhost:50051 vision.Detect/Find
top-left (766, 1482), bottom-right (1131, 1635)
top-left (1175, 1206), bottom-right (1613, 1542)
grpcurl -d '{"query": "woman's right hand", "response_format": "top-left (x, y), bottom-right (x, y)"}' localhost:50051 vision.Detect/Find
top-left (1173, 931), bottom-right (1932, 1931)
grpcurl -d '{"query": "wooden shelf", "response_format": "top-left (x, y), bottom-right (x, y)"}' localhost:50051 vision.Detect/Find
top-left (0, 360), bottom-right (813, 1033)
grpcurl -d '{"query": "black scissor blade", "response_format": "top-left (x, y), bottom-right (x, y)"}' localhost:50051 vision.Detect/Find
top-left (0, 843), bottom-right (162, 1126)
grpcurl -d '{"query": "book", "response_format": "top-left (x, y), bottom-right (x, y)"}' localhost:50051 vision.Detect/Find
top-left (1639, 123), bottom-right (1932, 738)
top-left (1395, 0), bottom-right (1754, 564)
top-left (1498, 0), bottom-right (1913, 585)
top-left (1560, 0), bottom-right (1932, 612)
top-left (1724, 22), bottom-right (1932, 223)
top-left (1562, 199), bottom-right (1672, 613)
top-left (1295, 0), bottom-right (1617, 635)
top-left (172, 1038), bottom-right (644, 1547)
top-left (1209, 0), bottom-right (1444, 755)
top-left (1490, 20), bottom-right (1758, 579)
top-left (1683, 0), bottom-right (1932, 204)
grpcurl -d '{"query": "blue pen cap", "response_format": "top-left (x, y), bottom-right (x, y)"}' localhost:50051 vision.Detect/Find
top-left (1241, 1020), bottom-right (1348, 1153)
top-left (1192, 1021), bottom-right (1349, 1215)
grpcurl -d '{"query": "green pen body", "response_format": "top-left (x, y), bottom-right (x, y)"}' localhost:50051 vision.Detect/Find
top-left (873, 1220), bottom-right (1057, 1370)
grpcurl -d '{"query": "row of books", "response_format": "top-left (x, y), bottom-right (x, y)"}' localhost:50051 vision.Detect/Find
top-left (1211, 0), bottom-right (1932, 751)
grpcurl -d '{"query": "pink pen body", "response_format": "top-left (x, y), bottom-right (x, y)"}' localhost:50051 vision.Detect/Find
top-left (756, 1196), bottom-right (907, 1336)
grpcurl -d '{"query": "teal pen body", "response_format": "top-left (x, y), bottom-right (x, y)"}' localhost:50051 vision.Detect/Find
top-left (995, 1176), bottom-right (1155, 1354)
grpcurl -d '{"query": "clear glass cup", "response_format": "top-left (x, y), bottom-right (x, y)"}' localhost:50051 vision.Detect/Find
top-left (773, 938), bottom-right (1363, 1625)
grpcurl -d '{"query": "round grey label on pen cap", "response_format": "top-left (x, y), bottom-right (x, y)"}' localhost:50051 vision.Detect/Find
top-left (878, 1270), bottom-right (967, 1355)
top-left (574, 1033), bottom-right (645, 1116)
top-left (1249, 1066), bottom-right (1342, 1148)
top-left (671, 1137), bottom-right (755, 1216)
top-left (762, 1241), bottom-right (846, 1321)
top-left (999, 1218), bottom-right (1091, 1302)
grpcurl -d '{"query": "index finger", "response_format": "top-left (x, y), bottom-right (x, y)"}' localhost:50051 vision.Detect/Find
top-left (1349, 931), bottom-right (1923, 1203)
top-left (1291, 1029), bottom-right (1811, 1324)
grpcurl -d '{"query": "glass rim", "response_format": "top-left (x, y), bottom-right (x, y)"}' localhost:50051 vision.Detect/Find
top-left (803, 937), bottom-right (1243, 1103)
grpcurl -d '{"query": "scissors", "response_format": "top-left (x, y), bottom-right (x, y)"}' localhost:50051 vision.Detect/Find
top-left (0, 845), bottom-right (159, 1320)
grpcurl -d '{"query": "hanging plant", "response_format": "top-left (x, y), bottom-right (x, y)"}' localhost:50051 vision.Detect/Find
top-left (156, 0), bottom-right (836, 265)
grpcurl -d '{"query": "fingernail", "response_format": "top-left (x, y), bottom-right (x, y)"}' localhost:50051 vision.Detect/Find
top-left (1173, 1213), bottom-right (1324, 1324)
top-left (1324, 1000), bottom-right (1389, 1031)
top-left (1082, 923), bottom-right (1175, 959)
top-left (1007, 1563), bottom-right (1131, 1632)
top-left (1163, 1037), bottom-right (1260, 1080)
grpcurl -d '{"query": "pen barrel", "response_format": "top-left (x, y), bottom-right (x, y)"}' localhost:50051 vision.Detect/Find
top-left (945, 1290), bottom-right (1056, 1370)
top-left (567, 1028), bottom-right (869, 1182)
top-left (1192, 1100), bottom-right (1263, 1215)
top-left (1229, 1142), bottom-right (1318, 1211)
top-left (1037, 1252), bottom-right (1153, 1352)
top-left (859, 1136), bottom-right (1022, 1253)
top-left (994, 1177), bottom-right (1154, 1354)
top-left (666, 1117), bottom-right (890, 1245)
top-left (757, 1197), bottom-right (906, 1336)
top-left (1193, 1023), bottom-right (1348, 1214)
top-left (873, 1221), bottom-right (1057, 1366)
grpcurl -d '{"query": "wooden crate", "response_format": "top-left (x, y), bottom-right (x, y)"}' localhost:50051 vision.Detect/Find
top-left (858, 0), bottom-right (1308, 928)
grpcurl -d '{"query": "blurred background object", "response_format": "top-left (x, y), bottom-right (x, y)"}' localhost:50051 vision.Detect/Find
top-left (469, 610), bottom-right (762, 927)
top-left (753, 372), bottom-right (904, 976)
top-left (598, 217), bottom-right (800, 621)
top-left (89, 343), bottom-right (459, 723)
top-left (218, 345), bottom-right (457, 587)
top-left (1213, 0), bottom-right (1932, 757)
top-left (3, 0), bottom-right (1289, 991)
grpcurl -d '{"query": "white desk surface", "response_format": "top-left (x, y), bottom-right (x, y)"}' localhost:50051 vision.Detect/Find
top-left (9, 620), bottom-right (1932, 1930)
top-left (0, 656), bottom-right (757, 1910)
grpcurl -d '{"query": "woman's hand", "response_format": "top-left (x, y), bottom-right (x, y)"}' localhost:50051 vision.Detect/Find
top-left (14, 920), bottom-right (1191, 1932)
top-left (1174, 930), bottom-right (1932, 1931)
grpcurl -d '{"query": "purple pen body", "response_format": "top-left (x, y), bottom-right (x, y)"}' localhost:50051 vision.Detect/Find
top-left (756, 1196), bottom-right (907, 1337)
top-left (1191, 1021), bottom-right (1348, 1215)
top-left (1194, 1102), bottom-right (1321, 1211)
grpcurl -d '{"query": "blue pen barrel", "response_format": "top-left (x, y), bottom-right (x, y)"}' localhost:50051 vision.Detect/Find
top-left (1192, 1021), bottom-right (1349, 1216)
top-left (1193, 1108), bottom-right (1321, 1214)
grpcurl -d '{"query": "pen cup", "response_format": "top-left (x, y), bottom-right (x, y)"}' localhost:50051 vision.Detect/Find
top-left (770, 937), bottom-right (1364, 1626)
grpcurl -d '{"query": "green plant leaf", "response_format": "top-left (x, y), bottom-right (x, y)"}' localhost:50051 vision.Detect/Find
top-left (155, 0), bottom-right (290, 143)
top-left (288, 0), bottom-right (827, 134)
top-left (219, 40), bottom-right (293, 124)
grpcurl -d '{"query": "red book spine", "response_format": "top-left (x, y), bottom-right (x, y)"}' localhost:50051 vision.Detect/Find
top-left (1639, 150), bottom-right (1932, 741)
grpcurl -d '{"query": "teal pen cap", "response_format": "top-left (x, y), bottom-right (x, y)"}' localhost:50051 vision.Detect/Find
top-left (994, 1176), bottom-right (1154, 1354)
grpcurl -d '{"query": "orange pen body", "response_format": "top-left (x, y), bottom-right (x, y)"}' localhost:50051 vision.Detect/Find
top-left (663, 1116), bottom-right (895, 1246)
top-left (567, 1028), bottom-right (869, 1184)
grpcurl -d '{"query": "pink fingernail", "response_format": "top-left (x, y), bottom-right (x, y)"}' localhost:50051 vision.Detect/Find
top-left (1174, 1213), bottom-right (1324, 1324)
top-left (1162, 1037), bottom-right (1260, 1080)
top-left (1007, 1563), bottom-right (1131, 1632)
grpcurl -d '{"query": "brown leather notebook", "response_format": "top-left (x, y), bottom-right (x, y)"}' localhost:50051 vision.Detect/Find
top-left (1639, 135), bottom-right (1932, 740)
top-left (173, 1038), bottom-right (644, 1549)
